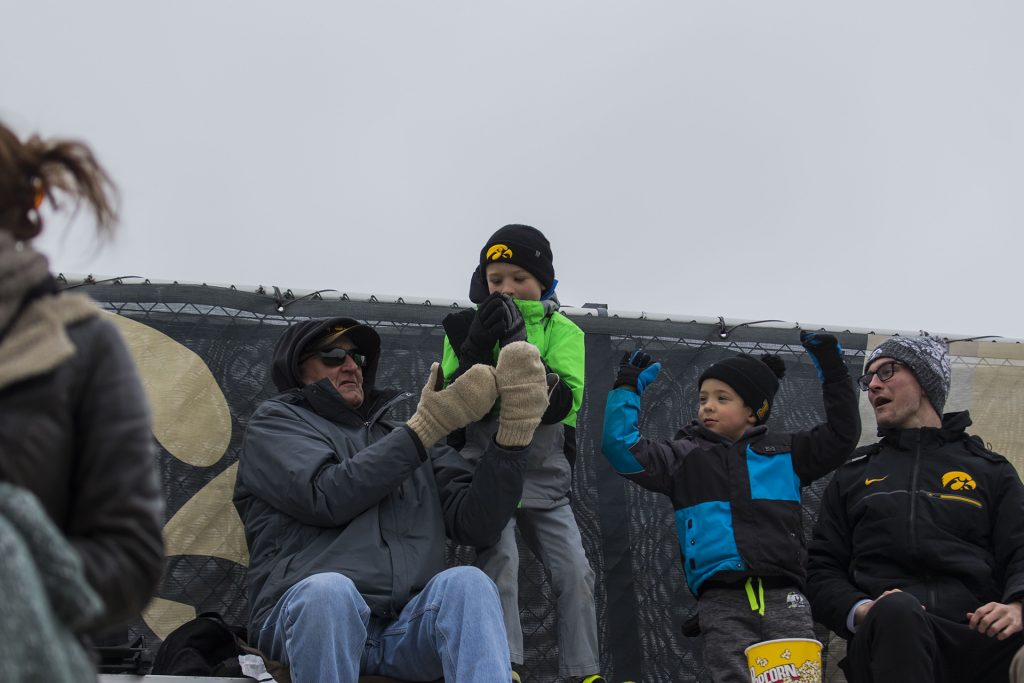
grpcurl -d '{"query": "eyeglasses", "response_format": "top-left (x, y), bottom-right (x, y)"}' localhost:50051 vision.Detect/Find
top-left (315, 347), bottom-right (366, 368)
top-left (857, 361), bottom-right (904, 391)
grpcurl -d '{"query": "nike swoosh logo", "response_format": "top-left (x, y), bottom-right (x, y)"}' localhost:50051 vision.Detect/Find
top-left (865, 477), bottom-right (888, 485)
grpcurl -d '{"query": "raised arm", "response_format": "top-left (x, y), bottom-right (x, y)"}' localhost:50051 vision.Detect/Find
top-left (601, 351), bottom-right (683, 495)
top-left (791, 332), bottom-right (861, 482)
top-left (434, 341), bottom-right (548, 546)
top-left (240, 352), bottom-right (504, 528)
top-left (239, 401), bottom-right (427, 527)
top-left (441, 294), bottom-right (525, 383)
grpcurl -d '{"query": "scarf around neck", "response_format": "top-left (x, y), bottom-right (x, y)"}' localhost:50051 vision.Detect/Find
top-left (0, 233), bottom-right (99, 391)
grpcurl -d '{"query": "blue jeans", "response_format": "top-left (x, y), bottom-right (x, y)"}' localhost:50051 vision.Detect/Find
top-left (255, 566), bottom-right (511, 683)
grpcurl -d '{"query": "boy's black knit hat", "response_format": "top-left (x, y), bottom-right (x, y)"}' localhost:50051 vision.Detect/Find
top-left (699, 353), bottom-right (786, 424)
top-left (470, 224), bottom-right (554, 303)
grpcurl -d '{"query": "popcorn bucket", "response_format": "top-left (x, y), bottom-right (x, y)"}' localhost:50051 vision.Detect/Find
top-left (744, 638), bottom-right (822, 683)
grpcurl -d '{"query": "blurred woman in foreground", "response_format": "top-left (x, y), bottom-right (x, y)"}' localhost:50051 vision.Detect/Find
top-left (0, 119), bottom-right (164, 651)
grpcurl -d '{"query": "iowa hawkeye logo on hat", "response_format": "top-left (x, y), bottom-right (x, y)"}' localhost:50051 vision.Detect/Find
top-left (486, 243), bottom-right (514, 261)
top-left (755, 399), bottom-right (770, 421)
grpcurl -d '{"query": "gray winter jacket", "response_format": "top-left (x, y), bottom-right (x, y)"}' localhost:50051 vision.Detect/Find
top-left (234, 379), bottom-right (528, 635)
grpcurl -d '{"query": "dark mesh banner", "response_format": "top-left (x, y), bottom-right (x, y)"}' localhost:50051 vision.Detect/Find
top-left (79, 281), bottom-right (871, 682)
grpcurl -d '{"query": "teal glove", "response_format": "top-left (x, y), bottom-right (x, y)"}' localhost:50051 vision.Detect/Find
top-left (800, 331), bottom-right (847, 382)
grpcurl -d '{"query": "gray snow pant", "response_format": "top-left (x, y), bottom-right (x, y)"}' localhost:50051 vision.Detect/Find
top-left (477, 504), bottom-right (600, 677)
top-left (698, 581), bottom-right (815, 683)
top-left (461, 418), bottom-right (600, 677)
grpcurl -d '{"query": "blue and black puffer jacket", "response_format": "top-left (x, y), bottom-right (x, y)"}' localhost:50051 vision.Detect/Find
top-left (601, 372), bottom-right (859, 595)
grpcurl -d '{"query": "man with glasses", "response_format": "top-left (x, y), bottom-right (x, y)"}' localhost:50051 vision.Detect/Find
top-left (806, 336), bottom-right (1024, 682)
top-left (234, 316), bottom-right (550, 683)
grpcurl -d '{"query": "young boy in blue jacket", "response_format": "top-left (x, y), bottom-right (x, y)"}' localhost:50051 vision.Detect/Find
top-left (601, 333), bottom-right (860, 683)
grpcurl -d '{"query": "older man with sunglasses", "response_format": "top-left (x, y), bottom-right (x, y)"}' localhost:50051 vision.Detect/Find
top-left (234, 316), bottom-right (550, 683)
top-left (806, 336), bottom-right (1024, 682)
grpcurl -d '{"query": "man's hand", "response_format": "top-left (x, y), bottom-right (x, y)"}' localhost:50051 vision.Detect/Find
top-left (968, 601), bottom-right (1023, 640)
top-left (407, 363), bottom-right (498, 447)
top-left (613, 351), bottom-right (662, 395)
top-left (853, 589), bottom-right (905, 626)
top-left (800, 331), bottom-right (847, 383)
top-left (494, 341), bottom-right (548, 448)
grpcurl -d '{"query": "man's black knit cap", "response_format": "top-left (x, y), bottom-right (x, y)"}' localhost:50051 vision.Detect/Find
top-left (699, 353), bottom-right (786, 424)
top-left (470, 224), bottom-right (554, 303)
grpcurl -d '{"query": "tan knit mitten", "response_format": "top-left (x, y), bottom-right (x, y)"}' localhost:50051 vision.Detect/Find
top-left (494, 341), bottom-right (549, 447)
top-left (407, 363), bottom-right (498, 447)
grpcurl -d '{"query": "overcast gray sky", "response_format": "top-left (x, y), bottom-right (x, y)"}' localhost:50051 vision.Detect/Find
top-left (3, 2), bottom-right (1022, 339)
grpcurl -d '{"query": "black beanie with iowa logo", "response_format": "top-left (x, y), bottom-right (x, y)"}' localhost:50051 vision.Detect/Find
top-left (469, 224), bottom-right (555, 303)
top-left (698, 353), bottom-right (786, 425)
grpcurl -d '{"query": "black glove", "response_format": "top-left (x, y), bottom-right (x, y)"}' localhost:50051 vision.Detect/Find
top-left (799, 331), bottom-right (847, 383)
top-left (460, 293), bottom-right (522, 365)
top-left (540, 371), bottom-right (574, 424)
top-left (613, 351), bottom-right (662, 395)
top-left (441, 309), bottom-right (474, 355)
top-left (499, 302), bottom-right (527, 348)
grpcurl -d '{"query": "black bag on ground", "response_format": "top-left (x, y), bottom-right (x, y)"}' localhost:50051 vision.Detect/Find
top-left (151, 611), bottom-right (250, 676)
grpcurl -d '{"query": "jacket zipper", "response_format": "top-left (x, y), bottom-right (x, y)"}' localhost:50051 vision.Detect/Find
top-left (365, 391), bottom-right (416, 430)
top-left (908, 431), bottom-right (921, 559)
top-left (365, 392), bottom-right (416, 500)
top-left (923, 491), bottom-right (983, 508)
top-left (908, 432), bottom-right (939, 612)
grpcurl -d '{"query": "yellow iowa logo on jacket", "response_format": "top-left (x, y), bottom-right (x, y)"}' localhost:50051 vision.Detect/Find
top-left (941, 471), bottom-right (977, 491)
top-left (486, 244), bottom-right (513, 261)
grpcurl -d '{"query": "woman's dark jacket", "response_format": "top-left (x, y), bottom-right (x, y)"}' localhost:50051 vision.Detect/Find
top-left (0, 297), bottom-right (165, 631)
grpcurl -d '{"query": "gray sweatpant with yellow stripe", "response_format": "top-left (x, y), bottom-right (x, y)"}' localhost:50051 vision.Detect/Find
top-left (698, 582), bottom-right (815, 683)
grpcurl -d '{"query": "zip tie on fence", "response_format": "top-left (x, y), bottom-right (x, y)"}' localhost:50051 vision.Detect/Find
top-left (276, 289), bottom-right (339, 313)
top-left (946, 335), bottom-right (1003, 343)
top-left (60, 275), bottom-right (143, 290)
top-left (717, 317), bottom-right (785, 339)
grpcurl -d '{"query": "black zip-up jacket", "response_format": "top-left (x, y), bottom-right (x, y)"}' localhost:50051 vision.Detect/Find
top-left (806, 411), bottom-right (1024, 639)
top-left (233, 380), bottom-right (527, 637)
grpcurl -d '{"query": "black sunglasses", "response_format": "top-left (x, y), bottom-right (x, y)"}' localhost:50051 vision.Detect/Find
top-left (857, 360), bottom-right (904, 391)
top-left (315, 347), bottom-right (367, 368)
